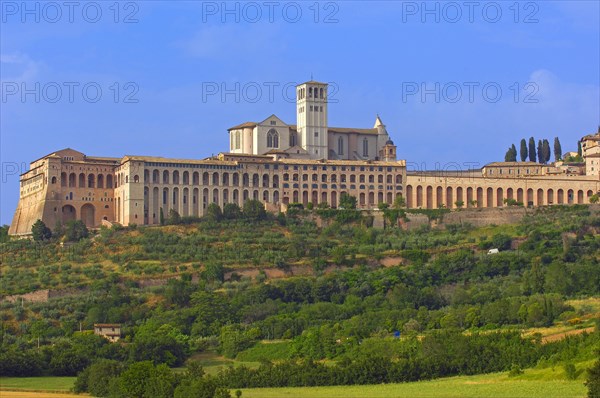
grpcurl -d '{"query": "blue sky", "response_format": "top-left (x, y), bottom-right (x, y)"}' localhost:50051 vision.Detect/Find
top-left (1, 1), bottom-right (599, 225)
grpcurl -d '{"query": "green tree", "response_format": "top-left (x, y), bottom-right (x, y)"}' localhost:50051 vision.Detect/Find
top-left (537, 140), bottom-right (544, 164)
top-left (590, 194), bottom-right (599, 204)
top-left (159, 207), bottom-right (165, 225)
top-left (586, 352), bottom-right (600, 398)
top-left (578, 140), bottom-right (583, 157)
top-left (167, 209), bottom-right (181, 225)
top-left (542, 139), bottom-right (551, 163)
top-left (206, 203), bottom-right (223, 222)
top-left (505, 144), bottom-right (517, 162)
top-left (554, 137), bottom-right (562, 162)
top-left (65, 220), bottom-right (88, 242)
top-left (243, 200), bottom-right (266, 220)
top-left (528, 137), bottom-right (537, 163)
top-left (339, 193), bottom-right (357, 209)
top-left (0, 225), bottom-right (8, 243)
top-left (31, 219), bottom-right (52, 241)
top-left (520, 139), bottom-right (528, 161)
top-left (74, 359), bottom-right (124, 396)
top-left (223, 203), bottom-right (242, 220)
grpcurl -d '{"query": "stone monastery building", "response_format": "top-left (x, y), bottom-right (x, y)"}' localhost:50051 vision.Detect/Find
top-left (9, 80), bottom-right (600, 235)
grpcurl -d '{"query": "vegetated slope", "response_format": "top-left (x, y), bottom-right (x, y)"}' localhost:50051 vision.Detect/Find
top-left (0, 205), bottom-right (598, 394)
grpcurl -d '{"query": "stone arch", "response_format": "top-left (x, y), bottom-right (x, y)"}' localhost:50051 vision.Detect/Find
top-left (202, 188), bottom-right (209, 211)
top-left (212, 188), bottom-right (219, 204)
top-left (446, 187), bottom-right (453, 208)
top-left (273, 175), bottom-right (279, 188)
top-left (106, 174), bottom-right (113, 188)
top-left (153, 187), bottom-right (159, 223)
top-left (173, 187), bottom-right (180, 211)
top-left (486, 187), bottom-right (493, 207)
top-left (62, 204), bottom-right (76, 223)
top-left (537, 188), bottom-right (544, 206)
top-left (68, 173), bottom-right (76, 187)
top-left (322, 191), bottom-right (329, 204)
top-left (253, 190), bottom-right (259, 200)
top-left (547, 189), bottom-right (554, 204)
top-left (527, 189), bottom-right (534, 206)
top-left (243, 189), bottom-right (249, 201)
top-left (153, 169), bottom-right (159, 184)
top-left (331, 191), bottom-right (337, 207)
top-left (417, 185), bottom-right (424, 208)
top-left (426, 186), bottom-right (433, 209)
top-left (163, 170), bottom-right (170, 184)
top-left (263, 190), bottom-right (269, 202)
top-left (274, 190), bottom-right (280, 204)
top-left (97, 174), bottom-right (104, 188)
top-left (517, 188), bottom-right (524, 203)
top-left (242, 173), bottom-right (249, 187)
top-left (192, 188), bottom-right (199, 216)
top-left (203, 172), bottom-right (210, 185)
top-left (79, 173), bottom-right (86, 188)
top-left (212, 172), bottom-right (219, 186)
top-left (436, 186), bottom-right (443, 208)
top-left (144, 170), bottom-right (150, 183)
top-left (223, 189), bottom-right (229, 204)
top-left (252, 174), bottom-right (259, 187)
top-left (193, 171), bottom-right (200, 185)
top-left (476, 187), bottom-right (483, 208)
top-left (81, 203), bottom-right (95, 227)
top-left (577, 190), bottom-right (584, 204)
top-left (267, 129), bottom-right (279, 148)
top-left (182, 187), bottom-right (189, 216)
top-left (506, 188), bottom-right (514, 201)
top-left (133, 175), bottom-right (139, 183)
top-left (386, 192), bottom-right (393, 205)
top-left (263, 174), bottom-right (270, 188)
top-left (406, 185), bottom-right (414, 208)
top-left (567, 189), bottom-right (574, 204)
top-left (456, 187), bottom-right (463, 204)
top-left (466, 187), bottom-right (473, 207)
top-left (222, 172), bottom-right (229, 186)
top-left (183, 171), bottom-right (189, 185)
top-left (496, 187), bottom-right (503, 207)
top-left (359, 192), bottom-right (366, 206)
top-left (557, 189), bottom-right (564, 204)
top-left (232, 189), bottom-right (239, 205)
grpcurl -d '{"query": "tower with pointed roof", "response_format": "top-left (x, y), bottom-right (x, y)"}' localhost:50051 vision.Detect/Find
top-left (296, 81), bottom-right (328, 159)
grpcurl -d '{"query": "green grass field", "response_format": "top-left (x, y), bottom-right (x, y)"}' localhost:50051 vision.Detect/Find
top-left (0, 362), bottom-right (591, 398)
top-left (0, 376), bottom-right (76, 391)
top-left (241, 374), bottom-right (586, 398)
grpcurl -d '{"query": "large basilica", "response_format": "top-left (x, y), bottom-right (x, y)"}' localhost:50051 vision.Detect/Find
top-left (8, 80), bottom-right (600, 235)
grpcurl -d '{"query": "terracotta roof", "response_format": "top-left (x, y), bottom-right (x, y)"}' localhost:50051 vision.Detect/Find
top-left (484, 161), bottom-right (542, 167)
top-left (228, 122), bottom-right (257, 130)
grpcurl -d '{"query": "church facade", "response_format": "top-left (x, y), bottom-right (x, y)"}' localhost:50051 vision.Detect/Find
top-left (8, 80), bottom-right (600, 235)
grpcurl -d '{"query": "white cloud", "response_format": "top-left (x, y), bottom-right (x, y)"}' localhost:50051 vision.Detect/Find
top-left (0, 53), bottom-right (40, 82)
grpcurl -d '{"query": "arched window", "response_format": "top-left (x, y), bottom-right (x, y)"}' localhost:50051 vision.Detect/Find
top-left (362, 138), bottom-right (369, 157)
top-left (338, 136), bottom-right (344, 155)
top-left (267, 129), bottom-right (279, 148)
top-left (290, 131), bottom-right (298, 147)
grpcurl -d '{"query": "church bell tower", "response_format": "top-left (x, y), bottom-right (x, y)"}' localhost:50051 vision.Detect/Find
top-left (296, 81), bottom-right (328, 159)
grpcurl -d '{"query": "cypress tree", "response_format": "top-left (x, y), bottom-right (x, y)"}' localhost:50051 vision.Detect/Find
top-left (553, 137), bottom-right (562, 162)
top-left (528, 137), bottom-right (537, 163)
top-left (577, 141), bottom-right (582, 157)
top-left (520, 139), bottom-right (528, 161)
top-left (542, 139), bottom-right (551, 163)
top-left (537, 140), bottom-right (544, 164)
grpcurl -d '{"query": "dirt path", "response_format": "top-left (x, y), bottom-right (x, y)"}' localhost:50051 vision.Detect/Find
top-left (0, 391), bottom-right (85, 398)
top-left (541, 326), bottom-right (595, 343)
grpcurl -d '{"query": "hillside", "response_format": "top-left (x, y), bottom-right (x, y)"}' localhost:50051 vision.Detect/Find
top-left (0, 204), bottom-right (599, 397)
